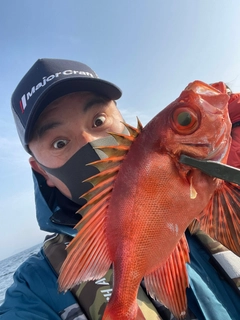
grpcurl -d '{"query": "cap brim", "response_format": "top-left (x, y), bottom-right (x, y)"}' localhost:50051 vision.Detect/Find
top-left (24, 77), bottom-right (122, 144)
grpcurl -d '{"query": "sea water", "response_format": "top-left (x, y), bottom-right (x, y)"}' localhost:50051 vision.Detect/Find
top-left (0, 243), bottom-right (42, 305)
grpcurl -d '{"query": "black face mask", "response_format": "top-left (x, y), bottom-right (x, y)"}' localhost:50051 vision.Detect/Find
top-left (39, 135), bottom-right (118, 205)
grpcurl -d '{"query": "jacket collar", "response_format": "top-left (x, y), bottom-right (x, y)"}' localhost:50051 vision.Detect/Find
top-left (33, 170), bottom-right (78, 237)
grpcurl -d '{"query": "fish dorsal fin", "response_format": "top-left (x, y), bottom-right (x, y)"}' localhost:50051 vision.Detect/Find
top-left (197, 182), bottom-right (240, 257)
top-left (144, 234), bottom-right (190, 319)
top-left (59, 120), bottom-right (142, 291)
top-left (76, 120), bottom-right (143, 218)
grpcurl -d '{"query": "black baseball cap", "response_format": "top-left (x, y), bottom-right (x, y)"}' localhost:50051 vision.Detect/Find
top-left (11, 58), bottom-right (122, 153)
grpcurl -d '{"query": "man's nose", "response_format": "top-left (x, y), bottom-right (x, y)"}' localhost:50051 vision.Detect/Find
top-left (80, 131), bottom-right (96, 144)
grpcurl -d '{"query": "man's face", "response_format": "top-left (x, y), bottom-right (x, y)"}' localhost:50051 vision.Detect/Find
top-left (29, 92), bottom-right (124, 199)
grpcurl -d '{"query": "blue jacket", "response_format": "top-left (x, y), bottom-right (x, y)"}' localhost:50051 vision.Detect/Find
top-left (0, 171), bottom-right (239, 319)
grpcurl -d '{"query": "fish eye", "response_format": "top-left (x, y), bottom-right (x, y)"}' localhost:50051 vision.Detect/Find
top-left (172, 107), bottom-right (199, 134)
top-left (177, 112), bottom-right (192, 126)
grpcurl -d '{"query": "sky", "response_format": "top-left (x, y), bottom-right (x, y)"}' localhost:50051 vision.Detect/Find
top-left (1, 0), bottom-right (240, 260)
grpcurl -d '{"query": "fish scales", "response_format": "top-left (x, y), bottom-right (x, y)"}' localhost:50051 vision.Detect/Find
top-left (59, 81), bottom-right (240, 319)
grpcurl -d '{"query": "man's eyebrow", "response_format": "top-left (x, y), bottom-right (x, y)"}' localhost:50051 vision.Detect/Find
top-left (35, 122), bottom-right (63, 139)
top-left (83, 97), bottom-right (109, 112)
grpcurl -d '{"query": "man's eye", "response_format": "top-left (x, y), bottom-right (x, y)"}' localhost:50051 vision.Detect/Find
top-left (53, 139), bottom-right (68, 149)
top-left (93, 115), bottom-right (106, 127)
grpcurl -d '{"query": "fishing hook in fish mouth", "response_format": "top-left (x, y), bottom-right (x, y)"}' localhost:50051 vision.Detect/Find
top-left (180, 154), bottom-right (240, 185)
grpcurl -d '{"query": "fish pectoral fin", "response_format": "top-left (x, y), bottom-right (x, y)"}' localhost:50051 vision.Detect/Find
top-left (198, 182), bottom-right (240, 257)
top-left (58, 198), bottom-right (111, 291)
top-left (144, 234), bottom-right (190, 319)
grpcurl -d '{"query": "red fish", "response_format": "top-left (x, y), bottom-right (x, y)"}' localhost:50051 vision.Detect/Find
top-left (59, 81), bottom-right (240, 319)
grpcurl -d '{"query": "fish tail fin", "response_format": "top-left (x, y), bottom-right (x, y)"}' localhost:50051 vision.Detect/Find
top-left (144, 234), bottom-right (190, 319)
top-left (197, 181), bottom-right (240, 256)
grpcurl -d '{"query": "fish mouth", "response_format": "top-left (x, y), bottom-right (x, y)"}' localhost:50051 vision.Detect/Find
top-left (182, 140), bottom-right (228, 162)
top-left (205, 142), bottom-right (229, 161)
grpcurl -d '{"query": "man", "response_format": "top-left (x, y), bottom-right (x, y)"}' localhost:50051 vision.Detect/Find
top-left (0, 58), bottom-right (239, 320)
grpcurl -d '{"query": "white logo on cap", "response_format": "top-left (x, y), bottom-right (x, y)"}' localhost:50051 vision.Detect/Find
top-left (19, 70), bottom-right (95, 113)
